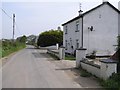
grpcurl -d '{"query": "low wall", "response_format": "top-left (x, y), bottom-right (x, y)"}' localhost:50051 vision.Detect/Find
top-left (47, 49), bottom-right (59, 59)
top-left (81, 60), bottom-right (101, 78)
top-left (76, 48), bottom-right (117, 80)
top-left (80, 59), bottom-right (117, 79)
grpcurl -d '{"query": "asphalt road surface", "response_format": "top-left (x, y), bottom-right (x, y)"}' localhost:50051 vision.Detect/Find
top-left (2, 45), bottom-right (82, 88)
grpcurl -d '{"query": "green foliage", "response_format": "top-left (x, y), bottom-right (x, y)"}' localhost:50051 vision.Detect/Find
top-left (80, 69), bottom-right (92, 77)
top-left (47, 52), bottom-right (60, 60)
top-left (117, 36), bottom-right (120, 72)
top-left (2, 40), bottom-right (26, 57)
top-left (99, 73), bottom-right (120, 90)
top-left (17, 35), bottom-right (27, 43)
top-left (37, 30), bottom-right (63, 47)
top-left (65, 55), bottom-right (75, 60)
top-left (26, 35), bottom-right (37, 45)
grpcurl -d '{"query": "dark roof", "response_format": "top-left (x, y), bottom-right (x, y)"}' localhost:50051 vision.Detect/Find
top-left (100, 59), bottom-right (118, 63)
top-left (62, 2), bottom-right (120, 26)
top-left (110, 49), bottom-right (120, 61)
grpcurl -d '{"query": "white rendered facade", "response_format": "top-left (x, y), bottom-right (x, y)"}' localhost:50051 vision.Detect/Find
top-left (63, 2), bottom-right (120, 56)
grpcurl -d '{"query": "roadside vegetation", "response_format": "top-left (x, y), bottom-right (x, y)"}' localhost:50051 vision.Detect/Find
top-left (47, 52), bottom-right (60, 60)
top-left (117, 36), bottom-right (120, 73)
top-left (2, 35), bottom-right (26, 57)
top-left (37, 29), bottom-right (63, 47)
top-left (98, 73), bottom-right (120, 90)
top-left (65, 54), bottom-right (76, 60)
top-left (80, 69), bottom-right (92, 77)
top-left (98, 36), bottom-right (120, 89)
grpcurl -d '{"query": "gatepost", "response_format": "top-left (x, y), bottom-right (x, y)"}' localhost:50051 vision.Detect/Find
top-left (76, 48), bottom-right (87, 68)
top-left (59, 46), bottom-right (65, 60)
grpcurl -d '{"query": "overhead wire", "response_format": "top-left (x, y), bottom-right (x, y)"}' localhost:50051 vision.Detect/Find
top-left (1, 8), bottom-right (23, 37)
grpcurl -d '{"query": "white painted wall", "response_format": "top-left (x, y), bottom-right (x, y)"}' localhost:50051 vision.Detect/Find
top-left (63, 18), bottom-right (82, 54)
top-left (119, 14), bottom-right (120, 36)
top-left (76, 49), bottom-right (86, 68)
top-left (83, 4), bottom-right (118, 56)
top-left (81, 62), bottom-right (101, 77)
top-left (59, 47), bottom-right (65, 59)
top-left (80, 61), bottom-right (117, 80)
top-left (100, 62), bottom-right (117, 79)
top-left (63, 3), bottom-right (119, 56)
top-left (118, 2), bottom-right (120, 36)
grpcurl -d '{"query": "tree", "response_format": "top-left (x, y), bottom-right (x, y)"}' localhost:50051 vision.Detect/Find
top-left (37, 30), bottom-right (63, 47)
top-left (26, 35), bottom-right (37, 45)
top-left (17, 35), bottom-right (27, 43)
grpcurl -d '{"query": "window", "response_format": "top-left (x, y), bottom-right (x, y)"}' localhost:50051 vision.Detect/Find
top-left (65, 26), bottom-right (67, 34)
top-left (65, 40), bottom-right (67, 50)
top-left (76, 21), bottom-right (79, 32)
top-left (76, 39), bottom-right (79, 49)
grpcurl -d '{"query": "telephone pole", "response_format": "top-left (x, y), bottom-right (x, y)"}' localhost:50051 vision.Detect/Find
top-left (13, 14), bottom-right (15, 41)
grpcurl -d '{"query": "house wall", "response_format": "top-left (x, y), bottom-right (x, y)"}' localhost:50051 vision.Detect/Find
top-left (118, 1), bottom-right (120, 36)
top-left (63, 18), bottom-right (82, 54)
top-left (83, 4), bottom-right (119, 56)
top-left (118, 16), bottom-right (120, 36)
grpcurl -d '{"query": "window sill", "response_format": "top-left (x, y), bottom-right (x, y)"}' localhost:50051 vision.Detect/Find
top-left (75, 30), bottom-right (79, 32)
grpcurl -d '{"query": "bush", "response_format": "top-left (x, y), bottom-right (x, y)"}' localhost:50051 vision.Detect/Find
top-left (37, 30), bottom-right (63, 47)
top-left (80, 69), bottom-right (92, 77)
top-left (2, 40), bottom-right (26, 57)
top-left (99, 73), bottom-right (120, 90)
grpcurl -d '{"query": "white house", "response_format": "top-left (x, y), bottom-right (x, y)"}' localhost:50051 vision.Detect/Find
top-left (62, 1), bottom-right (120, 56)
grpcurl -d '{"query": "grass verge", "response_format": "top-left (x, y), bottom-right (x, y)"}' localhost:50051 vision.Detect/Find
top-left (80, 69), bottom-right (92, 77)
top-left (2, 41), bottom-right (26, 58)
top-left (65, 55), bottom-right (76, 60)
top-left (47, 52), bottom-right (60, 60)
top-left (97, 73), bottom-right (120, 90)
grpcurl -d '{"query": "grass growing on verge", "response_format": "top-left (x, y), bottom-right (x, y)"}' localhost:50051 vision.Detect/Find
top-left (80, 69), bottom-right (92, 77)
top-left (47, 52), bottom-right (60, 60)
top-left (65, 55), bottom-right (76, 60)
top-left (2, 41), bottom-right (26, 57)
top-left (97, 73), bottom-right (120, 90)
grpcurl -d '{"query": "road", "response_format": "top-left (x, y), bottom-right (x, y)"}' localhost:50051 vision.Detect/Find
top-left (2, 45), bottom-right (81, 88)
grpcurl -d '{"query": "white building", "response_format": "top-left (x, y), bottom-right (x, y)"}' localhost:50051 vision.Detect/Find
top-left (62, 1), bottom-right (120, 56)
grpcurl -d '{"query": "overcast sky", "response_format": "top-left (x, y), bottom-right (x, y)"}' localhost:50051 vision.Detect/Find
top-left (1, 0), bottom-right (119, 39)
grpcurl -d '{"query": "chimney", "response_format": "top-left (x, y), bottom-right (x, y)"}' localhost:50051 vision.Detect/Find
top-left (78, 10), bottom-right (83, 15)
top-left (102, 0), bottom-right (108, 3)
top-left (118, 1), bottom-right (120, 11)
top-left (78, 3), bottom-right (83, 15)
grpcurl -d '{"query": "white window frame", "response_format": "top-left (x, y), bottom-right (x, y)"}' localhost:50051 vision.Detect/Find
top-left (76, 39), bottom-right (79, 49)
top-left (65, 40), bottom-right (67, 50)
top-left (76, 21), bottom-right (79, 32)
top-left (65, 26), bottom-right (67, 34)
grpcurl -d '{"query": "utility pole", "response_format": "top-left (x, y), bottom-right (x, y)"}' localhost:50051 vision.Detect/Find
top-left (12, 14), bottom-right (15, 41)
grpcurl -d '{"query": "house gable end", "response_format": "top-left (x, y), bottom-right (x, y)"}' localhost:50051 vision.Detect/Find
top-left (62, 2), bottom-right (120, 26)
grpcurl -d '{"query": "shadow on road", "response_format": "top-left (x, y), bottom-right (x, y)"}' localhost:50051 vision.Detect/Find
top-left (32, 52), bottom-right (51, 58)
top-left (55, 67), bottom-right (75, 71)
